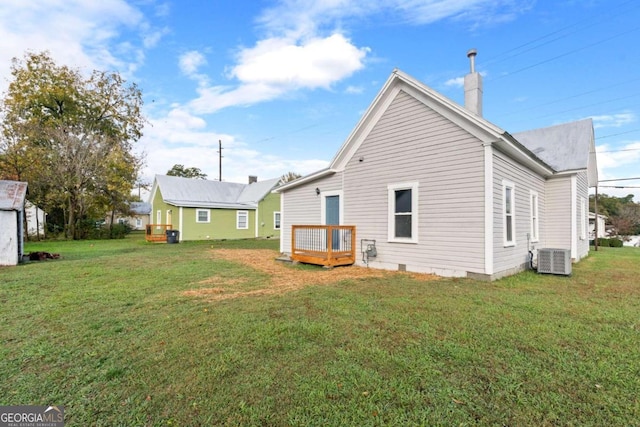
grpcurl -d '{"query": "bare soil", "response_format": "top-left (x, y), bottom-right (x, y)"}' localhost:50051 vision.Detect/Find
top-left (182, 248), bottom-right (438, 301)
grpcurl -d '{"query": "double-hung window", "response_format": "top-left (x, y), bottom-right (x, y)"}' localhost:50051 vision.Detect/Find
top-left (503, 181), bottom-right (515, 246)
top-left (237, 210), bottom-right (249, 229)
top-left (196, 209), bottom-right (210, 223)
top-left (388, 182), bottom-right (418, 243)
top-left (530, 191), bottom-right (539, 242)
top-left (274, 212), bottom-right (281, 230)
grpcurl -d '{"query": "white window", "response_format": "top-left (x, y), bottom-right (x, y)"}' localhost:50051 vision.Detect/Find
top-left (387, 182), bottom-right (419, 243)
top-left (580, 197), bottom-right (586, 240)
top-left (156, 210), bottom-right (161, 229)
top-left (237, 210), bottom-right (249, 229)
top-left (274, 212), bottom-right (281, 230)
top-left (135, 218), bottom-right (141, 228)
top-left (530, 191), bottom-right (539, 242)
top-left (503, 181), bottom-right (516, 246)
top-left (196, 209), bottom-right (210, 223)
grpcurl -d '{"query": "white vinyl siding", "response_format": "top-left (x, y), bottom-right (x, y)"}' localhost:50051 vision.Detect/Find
top-left (387, 182), bottom-right (419, 243)
top-left (492, 151), bottom-right (546, 277)
top-left (279, 172), bottom-right (343, 253)
top-left (196, 209), bottom-right (210, 223)
top-left (545, 177), bottom-right (571, 250)
top-left (342, 89), bottom-right (486, 275)
top-left (503, 181), bottom-right (515, 247)
top-left (236, 211), bottom-right (249, 229)
top-left (580, 197), bottom-right (586, 240)
top-left (576, 171), bottom-right (590, 260)
top-left (530, 190), bottom-right (539, 242)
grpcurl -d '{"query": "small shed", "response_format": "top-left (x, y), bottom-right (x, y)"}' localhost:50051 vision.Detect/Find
top-left (0, 180), bottom-right (28, 266)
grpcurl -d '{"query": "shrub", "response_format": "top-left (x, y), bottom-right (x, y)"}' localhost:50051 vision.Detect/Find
top-left (609, 238), bottom-right (624, 247)
top-left (597, 238), bottom-right (610, 247)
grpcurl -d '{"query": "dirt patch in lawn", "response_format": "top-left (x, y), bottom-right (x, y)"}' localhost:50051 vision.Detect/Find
top-left (183, 248), bottom-right (438, 301)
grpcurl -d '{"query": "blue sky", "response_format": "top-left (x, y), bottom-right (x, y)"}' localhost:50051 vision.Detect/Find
top-left (1, 0), bottom-right (639, 200)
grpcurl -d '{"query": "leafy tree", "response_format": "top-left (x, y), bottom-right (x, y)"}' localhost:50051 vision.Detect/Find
top-left (0, 51), bottom-right (144, 239)
top-left (166, 164), bottom-right (208, 179)
top-left (590, 193), bottom-right (640, 237)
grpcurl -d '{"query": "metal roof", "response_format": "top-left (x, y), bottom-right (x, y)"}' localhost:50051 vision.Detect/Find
top-left (0, 180), bottom-right (28, 211)
top-left (130, 202), bottom-right (151, 215)
top-left (512, 118), bottom-right (594, 172)
top-left (154, 175), bottom-right (279, 209)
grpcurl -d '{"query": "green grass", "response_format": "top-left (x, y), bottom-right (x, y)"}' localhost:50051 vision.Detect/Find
top-left (1, 234), bottom-right (639, 426)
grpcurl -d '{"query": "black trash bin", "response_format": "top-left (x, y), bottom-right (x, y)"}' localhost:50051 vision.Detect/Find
top-left (166, 229), bottom-right (179, 244)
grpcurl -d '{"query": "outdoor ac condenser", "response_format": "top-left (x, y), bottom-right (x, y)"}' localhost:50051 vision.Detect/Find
top-left (537, 248), bottom-right (572, 276)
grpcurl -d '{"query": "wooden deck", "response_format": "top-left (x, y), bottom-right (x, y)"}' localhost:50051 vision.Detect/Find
top-left (145, 224), bottom-right (172, 242)
top-left (291, 225), bottom-right (356, 267)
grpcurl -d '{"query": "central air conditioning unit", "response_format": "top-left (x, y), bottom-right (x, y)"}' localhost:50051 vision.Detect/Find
top-left (537, 248), bottom-right (572, 276)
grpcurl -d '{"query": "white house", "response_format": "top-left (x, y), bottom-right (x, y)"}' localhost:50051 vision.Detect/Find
top-left (276, 51), bottom-right (597, 280)
top-left (0, 180), bottom-right (28, 266)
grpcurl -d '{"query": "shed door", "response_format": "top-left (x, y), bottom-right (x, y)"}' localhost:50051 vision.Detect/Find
top-left (325, 195), bottom-right (340, 250)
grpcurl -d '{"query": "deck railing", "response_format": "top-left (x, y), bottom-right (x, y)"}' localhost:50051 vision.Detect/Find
top-left (145, 224), bottom-right (172, 242)
top-left (291, 225), bottom-right (356, 267)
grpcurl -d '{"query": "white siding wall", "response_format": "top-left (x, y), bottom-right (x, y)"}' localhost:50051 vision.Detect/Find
top-left (280, 172), bottom-right (343, 253)
top-left (0, 210), bottom-right (19, 266)
top-left (576, 170), bottom-right (590, 260)
top-left (343, 90), bottom-right (486, 276)
top-left (492, 150), bottom-right (546, 277)
top-left (543, 177), bottom-right (572, 251)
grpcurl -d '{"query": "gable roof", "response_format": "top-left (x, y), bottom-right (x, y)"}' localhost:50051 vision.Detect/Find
top-left (152, 175), bottom-right (279, 209)
top-left (0, 180), bottom-right (28, 211)
top-left (278, 68), bottom-right (559, 192)
top-left (512, 118), bottom-right (598, 185)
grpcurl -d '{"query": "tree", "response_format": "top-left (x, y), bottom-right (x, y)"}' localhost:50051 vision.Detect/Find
top-left (0, 51), bottom-right (144, 239)
top-left (166, 164), bottom-right (207, 179)
top-left (279, 171), bottom-right (301, 185)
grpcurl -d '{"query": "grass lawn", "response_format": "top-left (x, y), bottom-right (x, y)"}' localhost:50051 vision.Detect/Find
top-left (1, 233), bottom-right (639, 426)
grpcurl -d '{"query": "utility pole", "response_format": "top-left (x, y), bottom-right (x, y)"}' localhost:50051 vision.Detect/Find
top-left (217, 139), bottom-right (223, 181)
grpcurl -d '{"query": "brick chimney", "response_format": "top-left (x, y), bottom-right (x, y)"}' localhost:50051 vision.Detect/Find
top-left (464, 49), bottom-right (483, 116)
top-left (248, 175), bottom-right (258, 184)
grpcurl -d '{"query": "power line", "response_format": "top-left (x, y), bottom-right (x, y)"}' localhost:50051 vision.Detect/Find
top-left (596, 129), bottom-right (640, 140)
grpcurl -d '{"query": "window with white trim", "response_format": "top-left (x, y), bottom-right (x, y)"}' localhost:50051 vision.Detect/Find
top-left (530, 191), bottom-right (539, 242)
top-left (503, 181), bottom-right (516, 246)
top-left (388, 182), bottom-right (419, 243)
top-left (237, 210), bottom-right (249, 229)
top-left (274, 212), bottom-right (281, 230)
top-left (580, 197), bottom-right (586, 240)
top-left (196, 209), bottom-right (210, 223)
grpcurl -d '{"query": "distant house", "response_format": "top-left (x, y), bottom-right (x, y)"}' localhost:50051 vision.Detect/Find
top-left (276, 52), bottom-right (597, 280)
top-left (149, 175), bottom-right (281, 241)
top-left (0, 180), bottom-right (28, 266)
top-left (589, 212), bottom-right (607, 239)
top-left (107, 202), bottom-right (152, 231)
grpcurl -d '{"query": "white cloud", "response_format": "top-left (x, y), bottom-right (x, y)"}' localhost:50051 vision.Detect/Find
top-left (0, 0), bottom-right (160, 89)
top-left (591, 112), bottom-right (636, 129)
top-left (179, 51), bottom-right (207, 76)
top-left (188, 34), bottom-right (369, 114)
top-left (444, 76), bottom-right (464, 88)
